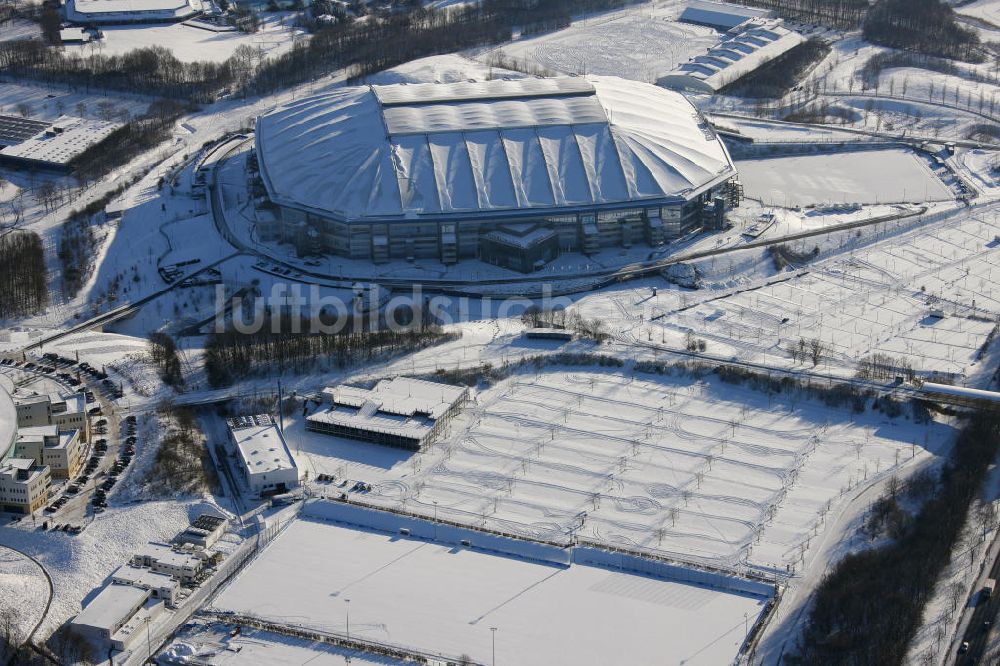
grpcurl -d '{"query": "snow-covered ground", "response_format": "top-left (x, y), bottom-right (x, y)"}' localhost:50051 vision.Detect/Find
top-left (286, 369), bottom-right (948, 573)
top-left (0, 545), bottom-right (49, 645)
top-left (736, 149), bottom-right (954, 207)
top-left (211, 515), bottom-right (767, 666)
top-left (572, 207), bottom-right (1000, 381)
top-left (159, 620), bottom-right (405, 665)
top-left (484, 0), bottom-right (717, 82)
top-left (0, 501), bottom-right (199, 636)
top-left (61, 15), bottom-right (306, 63)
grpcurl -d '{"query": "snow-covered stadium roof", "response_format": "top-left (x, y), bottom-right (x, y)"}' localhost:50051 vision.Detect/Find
top-left (0, 376), bottom-right (15, 462)
top-left (255, 76), bottom-right (736, 223)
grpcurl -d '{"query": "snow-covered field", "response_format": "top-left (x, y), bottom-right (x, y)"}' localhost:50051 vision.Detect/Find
top-left (487, 1), bottom-right (717, 82)
top-left (956, 0), bottom-right (1000, 26)
top-left (61, 16), bottom-right (305, 63)
top-left (212, 516), bottom-right (767, 666)
top-left (0, 546), bottom-right (49, 644)
top-left (0, 81), bottom-right (148, 123)
top-left (736, 149), bottom-right (953, 207)
top-left (286, 369), bottom-right (947, 573)
top-left (160, 621), bottom-right (405, 665)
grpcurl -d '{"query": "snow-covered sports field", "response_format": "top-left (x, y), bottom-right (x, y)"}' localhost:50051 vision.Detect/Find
top-left (490, 2), bottom-right (716, 81)
top-left (284, 369), bottom-right (948, 573)
top-left (736, 149), bottom-right (953, 206)
top-left (212, 516), bottom-right (768, 666)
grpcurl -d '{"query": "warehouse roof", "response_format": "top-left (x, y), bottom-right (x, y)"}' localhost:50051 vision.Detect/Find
top-left (227, 415), bottom-right (296, 477)
top-left (255, 76), bottom-right (736, 222)
top-left (73, 584), bottom-right (149, 632)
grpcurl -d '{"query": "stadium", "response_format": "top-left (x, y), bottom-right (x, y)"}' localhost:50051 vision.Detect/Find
top-left (251, 76), bottom-right (740, 272)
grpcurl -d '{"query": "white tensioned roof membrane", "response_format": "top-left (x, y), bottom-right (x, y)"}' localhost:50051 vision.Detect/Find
top-left (255, 76), bottom-right (736, 222)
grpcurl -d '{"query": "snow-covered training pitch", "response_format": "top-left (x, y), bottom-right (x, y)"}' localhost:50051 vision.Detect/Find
top-left (211, 510), bottom-right (770, 666)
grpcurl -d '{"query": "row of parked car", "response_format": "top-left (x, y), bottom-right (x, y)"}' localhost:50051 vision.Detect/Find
top-left (93, 415), bottom-right (137, 513)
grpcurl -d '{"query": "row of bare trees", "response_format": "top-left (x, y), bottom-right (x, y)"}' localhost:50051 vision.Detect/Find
top-left (0, 230), bottom-right (47, 318)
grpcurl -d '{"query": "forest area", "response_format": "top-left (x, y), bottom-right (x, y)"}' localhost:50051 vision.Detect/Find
top-left (0, 230), bottom-right (47, 319)
top-left (204, 311), bottom-right (459, 387)
top-left (788, 414), bottom-right (1000, 665)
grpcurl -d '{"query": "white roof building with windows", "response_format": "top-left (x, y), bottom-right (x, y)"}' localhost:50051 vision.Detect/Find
top-left (307, 377), bottom-right (469, 450)
top-left (227, 415), bottom-right (299, 498)
top-left (659, 18), bottom-right (807, 93)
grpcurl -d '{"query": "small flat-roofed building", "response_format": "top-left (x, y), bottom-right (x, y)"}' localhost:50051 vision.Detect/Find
top-left (110, 564), bottom-right (179, 604)
top-left (525, 327), bottom-right (575, 342)
top-left (133, 543), bottom-right (206, 584)
top-left (0, 459), bottom-right (50, 514)
top-left (307, 377), bottom-right (468, 450)
top-left (71, 583), bottom-right (162, 652)
top-left (14, 426), bottom-right (83, 479)
top-left (176, 513), bottom-right (228, 549)
top-left (227, 415), bottom-right (299, 498)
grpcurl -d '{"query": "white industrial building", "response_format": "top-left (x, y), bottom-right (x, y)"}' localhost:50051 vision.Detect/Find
top-left (227, 415), bottom-right (299, 498)
top-left (0, 116), bottom-right (121, 172)
top-left (133, 542), bottom-right (214, 584)
top-left (175, 513), bottom-right (228, 549)
top-left (659, 18), bottom-right (807, 94)
top-left (253, 76), bottom-right (739, 268)
top-left (71, 583), bottom-right (166, 652)
top-left (111, 564), bottom-right (180, 604)
top-left (306, 377), bottom-right (469, 450)
top-left (678, 0), bottom-right (771, 31)
top-left (65, 0), bottom-right (205, 24)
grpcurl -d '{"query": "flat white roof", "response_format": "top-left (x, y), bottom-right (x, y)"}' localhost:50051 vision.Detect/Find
top-left (256, 76), bottom-right (736, 222)
top-left (66, 0), bottom-right (202, 19)
top-left (309, 378), bottom-right (466, 441)
top-left (921, 382), bottom-right (1000, 403)
top-left (73, 584), bottom-right (149, 631)
top-left (0, 116), bottom-right (121, 166)
top-left (228, 417), bottom-right (297, 477)
top-left (680, 1), bottom-right (771, 29)
top-left (112, 564), bottom-right (179, 590)
top-left (137, 543), bottom-right (203, 570)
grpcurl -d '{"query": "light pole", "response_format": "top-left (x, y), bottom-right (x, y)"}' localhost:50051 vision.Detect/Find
top-left (144, 614), bottom-right (152, 662)
top-left (490, 626), bottom-right (497, 666)
top-left (744, 612), bottom-right (749, 640)
top-left (345, 598), bottom-right (351, 641)
top-left (433, 501), bottom-right (438, 541)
